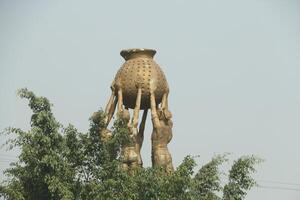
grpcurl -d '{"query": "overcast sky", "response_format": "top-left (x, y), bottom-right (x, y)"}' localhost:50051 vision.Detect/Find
top-left (1, 0), bottom-right (300, 199)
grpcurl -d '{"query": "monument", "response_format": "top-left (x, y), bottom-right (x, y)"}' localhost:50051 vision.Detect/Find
top-left (103, 48), bottom-right (174, 172)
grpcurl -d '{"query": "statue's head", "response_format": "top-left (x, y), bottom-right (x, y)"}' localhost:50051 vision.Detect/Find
top-left (158, 108), bottom-right (172, 123)
top-left (157, 109), bottom-right (164, 120)
top-left (163, 109), bottom-right (172, 120)
top-left (120, 108), bottom-right (130, 123)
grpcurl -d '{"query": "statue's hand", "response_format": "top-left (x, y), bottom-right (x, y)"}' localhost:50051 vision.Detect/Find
top-left (149, 79), bottom-right (157, 93)
top-left (115, 78), bottom-right (122, 90)
top-left (135, 76), bottom-right (143, 89)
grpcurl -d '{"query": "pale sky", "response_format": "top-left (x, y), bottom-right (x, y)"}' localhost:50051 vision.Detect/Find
top-left (1, 0), bottom-right (300, 199)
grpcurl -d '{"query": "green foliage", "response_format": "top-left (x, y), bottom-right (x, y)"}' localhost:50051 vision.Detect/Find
top-left (0, 89), bottom-right (261, 200)
top-left (1, 88), bottom-right (74, 200)
top-left (223, 156), bottom-right (262, 200)
top-left (191, 155), bottom-right (227, 200)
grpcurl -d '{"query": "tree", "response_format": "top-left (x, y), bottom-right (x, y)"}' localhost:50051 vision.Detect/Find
top-left (0, 89), bottom-right (75, 200)
top-left (0, 89), bottom-right (261, 200)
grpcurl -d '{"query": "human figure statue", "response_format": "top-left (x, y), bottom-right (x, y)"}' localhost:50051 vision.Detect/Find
top-left (114, 80), bottom-right (147, 171)
top-left (101, 49), bottom-right (174, 173)
top-left (149, 80), bottom-right (174, 172)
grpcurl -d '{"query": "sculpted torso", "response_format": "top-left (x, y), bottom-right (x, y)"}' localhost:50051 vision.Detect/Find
top-left (151, 120), bottom-right (173, 148)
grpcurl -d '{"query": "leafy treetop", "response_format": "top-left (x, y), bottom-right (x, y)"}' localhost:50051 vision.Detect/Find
top-left (0, 89), bottom-right (261, 200)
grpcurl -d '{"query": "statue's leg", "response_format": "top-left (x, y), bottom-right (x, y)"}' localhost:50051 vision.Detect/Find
top-left (160, 148), bottom-right (174, 172)
top-left (166, 153), bottom-right (174, 172)
top-left (122, 146), bottom-right (139, 172)
top-left (121, 147), bottom-right (130, 171)
top-left (151, 137), bottom-right (174, 172)
top-left (153, 147), bottom-right (174, 172)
